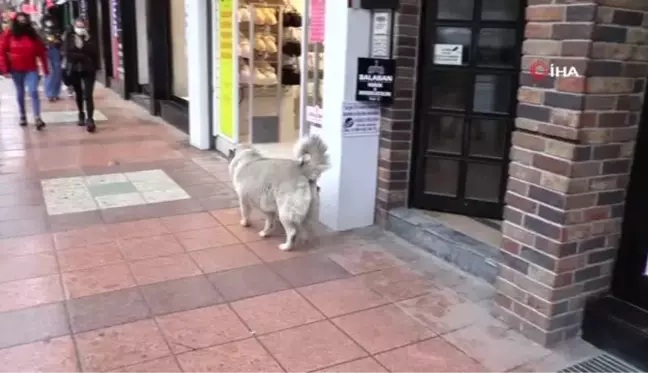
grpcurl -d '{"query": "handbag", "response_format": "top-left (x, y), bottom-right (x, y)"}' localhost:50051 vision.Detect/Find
top-left (61, 58), bottom-right (72, 86)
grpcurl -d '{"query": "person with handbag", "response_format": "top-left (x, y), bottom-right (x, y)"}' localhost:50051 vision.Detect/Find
top-left (40, 11), bottom-right (63, 101)
top-left (0, 12), bottom-right (49, 130)
top-left (62, 18), bottom-right (98, 132)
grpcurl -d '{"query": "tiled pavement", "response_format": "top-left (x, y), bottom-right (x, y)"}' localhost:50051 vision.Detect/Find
top-left (0, 80), bottom-right (602, 372)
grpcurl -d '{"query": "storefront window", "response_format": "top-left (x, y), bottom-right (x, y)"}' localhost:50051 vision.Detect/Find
top-left (644, 253), bottom-right (648, 276)
top-left (169, 0), bottom-right (188, 100)
top-left (305, 0), bottom-right (324, 128)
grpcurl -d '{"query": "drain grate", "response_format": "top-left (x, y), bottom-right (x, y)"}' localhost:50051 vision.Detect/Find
top-left (557, 353), bottom-right (642, 373)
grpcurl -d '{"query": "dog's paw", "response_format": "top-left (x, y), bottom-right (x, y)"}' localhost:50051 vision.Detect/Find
top-left (240, 219), bottom-right (250, 227)
top-left (278, 243), bottom-right (293, 251)
top-left (258, 230), bottom-right (269, 238)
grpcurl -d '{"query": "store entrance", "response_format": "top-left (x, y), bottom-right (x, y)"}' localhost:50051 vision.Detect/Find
top-left (612, 97), bottom-right (648, 312)
top-left (409, 0), bottom-right (524, 219)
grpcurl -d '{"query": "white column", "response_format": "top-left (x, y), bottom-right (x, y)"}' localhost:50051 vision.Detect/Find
top-left (318, 4), bottom-right (377, 231)
top-left (186, 0), bottom-right (211, 150)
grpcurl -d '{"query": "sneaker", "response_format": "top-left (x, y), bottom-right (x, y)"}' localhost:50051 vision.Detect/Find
top-left (35, 118), bottom-right (46, 131)
top-left (19, 117), bottom-right (27, 127)
top-left (86, 118), bottom-right (96, 133)
top-left (77, 112), bottom-right (86, 126)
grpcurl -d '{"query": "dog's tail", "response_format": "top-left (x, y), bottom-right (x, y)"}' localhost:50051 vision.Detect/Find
top-left (294, 135), bottom-right (330, 181)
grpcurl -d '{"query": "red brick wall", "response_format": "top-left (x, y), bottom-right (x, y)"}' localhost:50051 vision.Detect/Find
top-left (374, 0), bottom-right (421, 226)
top-left (496, 0), bottom-right (648, 346)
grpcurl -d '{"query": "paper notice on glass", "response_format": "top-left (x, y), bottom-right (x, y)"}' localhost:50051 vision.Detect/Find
top-left (433, 44), bottom-right (463, 65)
top-left (306, 105), bottom-right (323, 127)
top-left (341, 102), bottom-right (380, 137)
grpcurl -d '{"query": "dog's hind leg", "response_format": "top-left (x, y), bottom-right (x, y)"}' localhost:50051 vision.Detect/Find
top-left (278, 218), bottom-right (297, 251)
top-left (239, 197), bottom-right (251, 227)
top-left (259, 213), bottom-right (275, 238)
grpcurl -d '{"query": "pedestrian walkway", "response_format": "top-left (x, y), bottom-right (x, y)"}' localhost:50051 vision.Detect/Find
top-left (0, 81), bottom-right (600, 372)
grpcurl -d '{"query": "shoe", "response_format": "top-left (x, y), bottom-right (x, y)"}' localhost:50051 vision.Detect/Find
top-left (86, 118), bottom-right (96, 133)
top-left (19, 117), bottom-right (27, 127)
top-left (77, 112), bottom-right (86, 126)
top-left (35, 118), bottom-right (45, 131)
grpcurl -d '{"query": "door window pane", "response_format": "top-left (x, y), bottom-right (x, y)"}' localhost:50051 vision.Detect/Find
top-left (477, 29), bottom-right (516, 67)
top-left (482, 0), bottom-right (519, 21)
top-left (428, 71), bottom-right (470, 111)
top-left (470, 119), bottom-right (507, 158)
top-left (424, 158), bottom-right (459, 196)
top-left (427, 116), bottom-right (463, 154)
top-left (466, 163), bottom-right (502, 202)
top-left (472, 75), bottom-right (512, 114)
top-left (437, 0), bottom-right (474, 20)
top-left (435, 27), bottom-right (471, 65)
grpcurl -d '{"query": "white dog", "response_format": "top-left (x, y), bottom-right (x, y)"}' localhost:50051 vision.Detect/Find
top-left (228, 135), bottom-right (330, 251)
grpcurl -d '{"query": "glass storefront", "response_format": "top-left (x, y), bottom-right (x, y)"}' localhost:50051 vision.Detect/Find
top-left (170, 0), bottom-right (188, 100)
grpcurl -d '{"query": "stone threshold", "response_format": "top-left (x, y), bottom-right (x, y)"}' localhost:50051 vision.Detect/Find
top-left (387, 207), bottom-right (499, 284)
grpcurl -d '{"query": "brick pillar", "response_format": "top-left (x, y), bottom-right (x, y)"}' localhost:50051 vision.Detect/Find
top-left (375, 0), bottom-right (421, 226)
top-left (496, 0), bottom-right (648, 346)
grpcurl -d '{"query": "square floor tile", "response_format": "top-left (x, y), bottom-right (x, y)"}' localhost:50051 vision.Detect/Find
top-left (67, 287), bottom-right (151, 333)
top-left (396, 287), bottom-right (493, 334)
top-left (124, 169), bottom-right (171, 182)
top-left (225, 224), bottom-right (265, 243)
top-left (299, 277), bottom-right (388, 317)
top-left (356, 266), bottom-right (437, 301)
top-left (0, 336), bottom-right (78, 373)
top-left (189, 244), bottom-right (261, 274)
top-left (176, 338), bottom-right (283, 372)
top-left (88, 182), bottom-right (138, 197)
top-left (109, 218), bottom-right (169, 240)
top-left (54, 224), bottom-right (113, 250)
top-left (117, 356), bottom-right (182, 372)
top-left (0, 234), bottom-right (54, 257)
top-left (141, 189), bottom-right (191, 204)
top-left (0, 302), bottom-right (70, 350)
top-left (316, 357), bottom-right (387, 372)
top-left (85, 173), bottom-right (128, 186)
top-left (41, 176), bottom-right (86, 189)
top-left (328, 246), bottom-right (403, 275)
top-left (375, 338), bottom-right (485, 372)
top-left (61, 263), bottom-right (136, 299)
top-left (37, 110), bottom-right (107, 124)
top-left (0, 275), bottom-right (63, 313)
top-left (207, 263), bottom-right (290, 302)
top-left (129, 253), bottom-right (202, 285)
top-left (75, 319), bottom-right (171, 372)
top-left (118, 234), bottom-right (185, 261)
top-left (174, 227), bottom-right (241, 251)
top-left (160, 212), bottom-right (221, 233)
top-left (332, 304), bottom-right (436, 354)
top-left (57, 242), bottom-right (124, 272)
top-left (0, 252), bottom-right (58, 283)
top-left (442, 318), bottom-right (551, 371)
top-left (231, 289), bottom-right (324, 334)
top-left (270, 255), bottom-right (351, 287)
top-left (157, 304), bottom-right (251, 353)
top-left (95, 192), bottom-right (147, 209)
top-left (259, 320), bottom-right (367, 372)
top-left (140, 275), bottom-right (224, 316)
top-left (246, 239), bottom-right (311, 263)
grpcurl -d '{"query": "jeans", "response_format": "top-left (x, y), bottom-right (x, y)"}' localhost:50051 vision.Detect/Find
top-left (70, 70), bottom-right (96, 119)
top-left (44, 47), bottom-right (62, 98)
top-left (11, 71), bottom-right (40, 119)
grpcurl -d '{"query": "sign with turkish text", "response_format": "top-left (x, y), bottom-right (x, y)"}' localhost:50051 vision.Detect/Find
top-left (355, 57), bottom-right (395, 105)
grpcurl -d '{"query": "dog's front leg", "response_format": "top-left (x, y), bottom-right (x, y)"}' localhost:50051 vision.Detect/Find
top-left (278, 218), bottom-right (297, 251)
top-left (239, 197), bottom-right (251, 227)
top-left (259, 213), bottom-right (275, 238)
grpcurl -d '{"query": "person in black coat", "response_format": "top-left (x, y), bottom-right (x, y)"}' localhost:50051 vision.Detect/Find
top-left (62, 17), bottom-right (99, 132)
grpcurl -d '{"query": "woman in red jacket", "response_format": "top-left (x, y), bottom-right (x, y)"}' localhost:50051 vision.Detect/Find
top-left (0, 12), bottom-right (49, 129)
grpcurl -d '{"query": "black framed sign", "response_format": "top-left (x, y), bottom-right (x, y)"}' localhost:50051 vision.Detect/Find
top-left (355, 57), bottom-right (395, 105)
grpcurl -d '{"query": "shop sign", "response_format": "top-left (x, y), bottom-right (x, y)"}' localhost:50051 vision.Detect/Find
top-left (355, 57), bottom-right (395, 105)
top-left (219, 0), bottom-right (235, 139)
top-left (310, 0), bottom-right (325, 43)
top-left (306, 105), bottom-right (323, 126)
top-left (433, 43), bottom-right (462, 65)
top-left (341, 101), bottom-right (380, 137)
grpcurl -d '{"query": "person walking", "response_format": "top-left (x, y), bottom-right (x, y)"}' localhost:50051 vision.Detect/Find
top-left (62, 18), bottom-right (98, 132)
top-left (0, 12), bottom-right (48, 129)
top-left (41, 12), bottom-right (63, 101)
